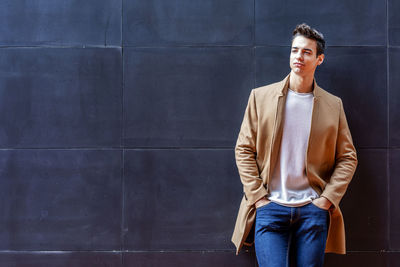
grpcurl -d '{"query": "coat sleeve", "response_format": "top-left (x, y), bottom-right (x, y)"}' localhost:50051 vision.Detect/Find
top-left (320, 99), bottom-right (358, 209)
top-left (235, 89), bottom-right (267, 207)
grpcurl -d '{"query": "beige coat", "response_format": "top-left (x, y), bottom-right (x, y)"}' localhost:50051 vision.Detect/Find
top-left (232, 74), bottom-right (358, 255)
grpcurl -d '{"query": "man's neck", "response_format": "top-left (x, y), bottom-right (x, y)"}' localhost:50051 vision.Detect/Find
top-left (289, 72), bottom-right (314, 93)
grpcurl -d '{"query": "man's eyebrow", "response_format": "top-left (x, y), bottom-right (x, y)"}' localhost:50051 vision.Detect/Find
top-left (291, 46), bottom-right (313, 52)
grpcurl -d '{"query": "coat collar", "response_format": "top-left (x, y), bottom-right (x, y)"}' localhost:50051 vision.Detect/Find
top-left (275, 73), bottom-right (323, 99)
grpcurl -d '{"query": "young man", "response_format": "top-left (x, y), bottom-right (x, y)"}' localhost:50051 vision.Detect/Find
top-left (231, 23), bottom-right (358, 266)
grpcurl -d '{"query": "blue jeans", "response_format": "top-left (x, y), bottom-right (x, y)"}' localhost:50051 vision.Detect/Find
top-left (254, 202), bottom-right (329, 267)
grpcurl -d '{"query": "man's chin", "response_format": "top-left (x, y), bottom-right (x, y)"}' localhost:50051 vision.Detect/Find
top-left (291, 68), bottom-right (303, 74)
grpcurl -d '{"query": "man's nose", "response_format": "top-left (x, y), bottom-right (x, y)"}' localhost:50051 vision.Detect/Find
top-left (295, 51), bottom-right (303, 60)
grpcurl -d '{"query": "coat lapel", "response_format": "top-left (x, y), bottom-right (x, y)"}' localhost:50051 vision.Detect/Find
top-left (267, 76), bottom-right (289, 185)
top-left (306, 80), bottom-right (322, 193)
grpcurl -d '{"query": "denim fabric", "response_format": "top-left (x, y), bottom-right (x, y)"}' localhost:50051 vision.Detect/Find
top-left (254, 202), bottom-right (329, 267)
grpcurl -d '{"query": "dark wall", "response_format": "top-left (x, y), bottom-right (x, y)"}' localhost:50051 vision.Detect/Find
top-left (0, 1), bottom-right (397, 266)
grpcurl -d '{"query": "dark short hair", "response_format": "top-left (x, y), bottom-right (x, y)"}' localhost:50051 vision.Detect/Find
top-left (292, 23), bottom-right (325, 56)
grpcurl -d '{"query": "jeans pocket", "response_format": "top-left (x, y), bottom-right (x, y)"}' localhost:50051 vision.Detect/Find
top-left (310, 201), bottom-right (329, 212)
top-left (256, 201), bottom-right (272, 211)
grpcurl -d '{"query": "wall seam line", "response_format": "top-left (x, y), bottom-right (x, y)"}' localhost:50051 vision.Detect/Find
top-left (386, 0), bottom-right (391, 253)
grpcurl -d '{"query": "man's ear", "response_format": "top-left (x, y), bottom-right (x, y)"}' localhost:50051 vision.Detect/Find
top-left (317, 54), bottom-right (325, 65)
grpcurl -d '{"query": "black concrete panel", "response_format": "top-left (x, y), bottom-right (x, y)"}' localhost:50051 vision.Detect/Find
top-left (389, 48), bottom-right (400, 147)
top-left (340, 149), bottom-right (387, 251)
top-left (123, 0), bottom-right (253, 46)
top-left (255, 46), bottom-right (291, 86)
top-left (324, 252), bottom-right (387, 267)
top-left (255, 0), bottom-right (386, 46)
top-left (0, 0), bottom-right (121, 46)
top-left (389, 0), bottom-right (400, 46)
top-left (389, 252), bottom-right (400, 267)
top-left (0, 149), bottom-right (122, 250)
top-left (0, 252), bottom-right (121, 267)
top-left (315, 47), bottom-right (387, 148)
top-left (389, 150), bottom-right (400, 250)
top-left (123, 47), bottom-right (254, 147)
top-left (123, 149), bottom-right (243, 250)
top-left (256, 46), bottom-right (387, 148)
top-left (123, 251), bottom-right (255, 267)
top-left (0, 48), bottom-right (122, 148)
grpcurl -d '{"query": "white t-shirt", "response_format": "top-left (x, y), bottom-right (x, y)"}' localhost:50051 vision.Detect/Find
top-left (267, 88), bottom-right (319, 207)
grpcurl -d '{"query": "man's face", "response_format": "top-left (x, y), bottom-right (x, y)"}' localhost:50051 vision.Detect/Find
top-left (290, 35), bottom-right (324, 76)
